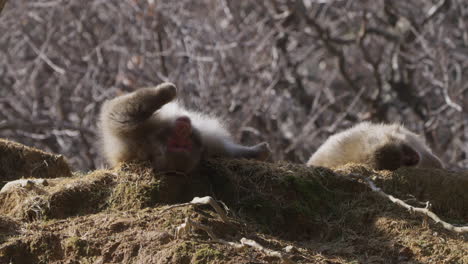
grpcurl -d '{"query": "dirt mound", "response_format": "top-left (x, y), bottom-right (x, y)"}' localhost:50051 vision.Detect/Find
top-left (0, 139), bottom-right (72, 186)
top-left (0, 140), bottom-right (467, 263)
top-left (338, 163), bottom-right (468, 221)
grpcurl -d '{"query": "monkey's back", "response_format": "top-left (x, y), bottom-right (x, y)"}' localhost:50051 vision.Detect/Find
top-left (307, 122), bottom-right (392, 168)
top-left (306, 122), bottom-right (442, 170)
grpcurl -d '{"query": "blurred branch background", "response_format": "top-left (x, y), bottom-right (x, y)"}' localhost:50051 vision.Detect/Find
top-left (0, 0), bottom-right (466, 171)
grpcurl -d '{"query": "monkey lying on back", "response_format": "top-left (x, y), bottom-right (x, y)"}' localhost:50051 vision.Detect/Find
top-left (99, 83), bottom-right (271, 173)
top-left (307, 122), bottom-right (443, 170)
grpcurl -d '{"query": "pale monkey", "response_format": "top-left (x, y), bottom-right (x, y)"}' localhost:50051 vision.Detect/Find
top-left (307, 122), bottom-right (443, 170)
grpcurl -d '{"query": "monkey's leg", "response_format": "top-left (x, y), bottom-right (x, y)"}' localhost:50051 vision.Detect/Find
top-left (101, 83), bottom-right (176, 133)
top-left (225, 142), bottom-right (271, 161)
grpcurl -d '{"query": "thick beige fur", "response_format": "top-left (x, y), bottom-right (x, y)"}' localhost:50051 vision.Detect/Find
top-left (307, 122), bottom-right (443, 170)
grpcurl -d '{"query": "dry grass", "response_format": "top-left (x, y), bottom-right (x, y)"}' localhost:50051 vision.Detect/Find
top-left (0, 139), bottom-right (466, 263)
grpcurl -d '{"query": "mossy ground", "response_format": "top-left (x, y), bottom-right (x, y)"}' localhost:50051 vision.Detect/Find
top-left (0, 139), bottom-right (466, 263)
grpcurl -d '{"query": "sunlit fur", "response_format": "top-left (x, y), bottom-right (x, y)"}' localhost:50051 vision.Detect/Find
top-left (307, 122), bottom-right (443, 170)
top-left (99, 83), bottom-right (270, 173)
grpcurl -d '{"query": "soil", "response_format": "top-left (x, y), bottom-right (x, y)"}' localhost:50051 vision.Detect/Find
top-left (0, 139), bottom-right (71, 183)
top-left (0, 140), bottom-right (466, 264)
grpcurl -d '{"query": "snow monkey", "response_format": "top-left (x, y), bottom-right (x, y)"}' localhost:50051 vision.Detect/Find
top-left (99, 83), bottom-right (271, 173)
top-left (307, 122), bottom-right (444, 171)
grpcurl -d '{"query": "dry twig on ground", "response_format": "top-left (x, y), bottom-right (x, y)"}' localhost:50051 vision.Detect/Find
top-left (347, 173), bottom-right (468, 233)
top-left (165, 196), bottom-right (295, 263)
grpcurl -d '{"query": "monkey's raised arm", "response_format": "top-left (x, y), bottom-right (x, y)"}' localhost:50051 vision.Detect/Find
top-left (100, 83), bottom-right (176, 134)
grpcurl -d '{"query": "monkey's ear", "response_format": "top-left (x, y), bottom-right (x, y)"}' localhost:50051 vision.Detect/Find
top-left (400, 144), bottom-right (420, 167)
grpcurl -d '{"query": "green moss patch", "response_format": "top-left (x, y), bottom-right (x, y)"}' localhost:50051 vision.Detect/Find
top-left (192, 247), bottom-right (224, 264)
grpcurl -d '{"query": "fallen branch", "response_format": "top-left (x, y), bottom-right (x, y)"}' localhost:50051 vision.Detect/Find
top-left (241, 238), bottom-right (295, 264)
top-left (175, 215), bottom-right (294, 264)
top-left (170, 196), bottom-right (296, 263)
top-left (161, 196), bottom-right (228, 222)
top-left (347, 173), bottom-right (468, 233)
top-left (182, 216), bottom-right (243, 248)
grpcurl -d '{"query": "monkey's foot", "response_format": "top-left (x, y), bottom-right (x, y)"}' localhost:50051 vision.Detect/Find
top-left (154, 82), bottom-right (177, 104)
top-left (252, 142), bottom-right (271, 161)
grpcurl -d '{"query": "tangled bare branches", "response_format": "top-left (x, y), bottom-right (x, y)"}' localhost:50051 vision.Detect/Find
top-left (0, 0), bottom-right (467, 171)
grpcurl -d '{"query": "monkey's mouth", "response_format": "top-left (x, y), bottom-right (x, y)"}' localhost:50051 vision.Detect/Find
top-left (167, 137), bottom-right (193, 152)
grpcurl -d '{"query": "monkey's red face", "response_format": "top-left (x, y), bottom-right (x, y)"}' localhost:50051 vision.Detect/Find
top-left (167, 117), bottom-right (193, 152)
top-left (158, 116), bottom-right (203, 173)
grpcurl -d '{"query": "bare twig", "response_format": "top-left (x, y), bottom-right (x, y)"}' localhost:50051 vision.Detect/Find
top-left (241, 238), bottom-right (295, 264)
top-left (422, 0), bottom-right (450, 26)
top-left (0, 0), bottom-right (7, 14)
top-left (176, 216), bottom-right (243, 248)
top-left (167, 195), bottom-right (296, 263)
top-left (24, 34), bottom-right (66, 75)
top-left (347, 173), bottom-right (468, 233)
top-left (175, 215), bottom-right (295, 263)
top-left (161, 196), bottom-right (228, 222)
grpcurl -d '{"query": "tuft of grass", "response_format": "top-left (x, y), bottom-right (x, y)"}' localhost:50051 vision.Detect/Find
top-left (192, 247), bottom-right (224, 264)
top-left (107, 164), bottom-right (160, 211)
top-left (64, 236), bottom-right (89, 256)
